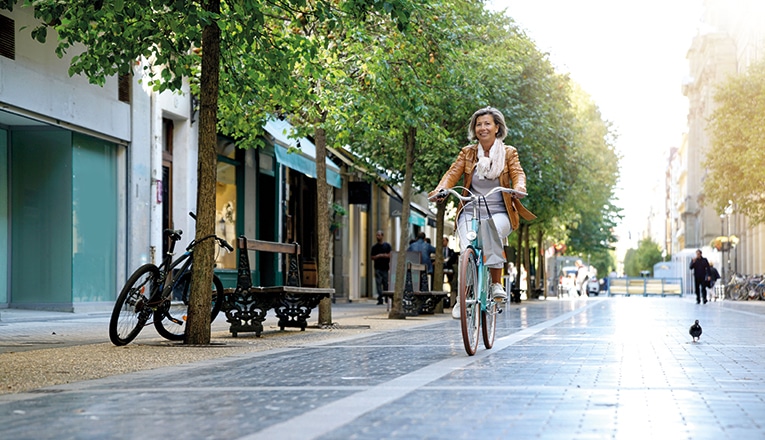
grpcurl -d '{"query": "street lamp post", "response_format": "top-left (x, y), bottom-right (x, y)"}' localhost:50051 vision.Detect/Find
top-left (725, 201), bottom-right (733, 276)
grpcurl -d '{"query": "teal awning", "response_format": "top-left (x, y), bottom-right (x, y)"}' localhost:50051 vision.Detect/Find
top-left (266, 119), bottom-right (342, 189)
top-left (409, 211), bottom-right (426, 227)
top-left (389, 197), bottom-right (431, 226)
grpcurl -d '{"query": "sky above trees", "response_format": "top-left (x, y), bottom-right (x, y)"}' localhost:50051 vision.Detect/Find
top-left (490, 0), bottom-right (705, 251)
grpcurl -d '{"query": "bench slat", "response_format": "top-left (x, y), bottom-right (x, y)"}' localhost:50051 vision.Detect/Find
top-left (238, 237), bottom-right (300, 255)
top-left (248, 286), bottom-right (334, 295)
top-left (382, 291), bottom-right (447, 297)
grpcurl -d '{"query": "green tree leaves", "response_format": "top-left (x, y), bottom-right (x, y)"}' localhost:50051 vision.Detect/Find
top-left (705, 59), bottom-right (765, 224)
top-left (623, 237), bottom-right (663, 277)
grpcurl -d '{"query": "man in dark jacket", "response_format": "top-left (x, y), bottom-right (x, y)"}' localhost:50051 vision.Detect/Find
top-left (371, 230), bottom-right (392, 305)
top-left (689, 249), bottom-right (710, 304)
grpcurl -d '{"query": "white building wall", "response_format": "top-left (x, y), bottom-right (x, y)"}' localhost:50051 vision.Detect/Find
top-left (2, 5), bottom-right (200, 284)
top-left (126, 71), bottom-right (153, 276)
top-left (1, 6), bottom-right (130, 142)
top-left (157, 83), bottom-right (196, 250)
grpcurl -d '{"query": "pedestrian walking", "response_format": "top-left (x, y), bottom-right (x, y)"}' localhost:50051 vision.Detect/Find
top-left (689, 249), bottom-right (710, 304)
top-left (575, 260), bottom-right (588, 297)
top-left (370, 230), bottom-right (392, 305)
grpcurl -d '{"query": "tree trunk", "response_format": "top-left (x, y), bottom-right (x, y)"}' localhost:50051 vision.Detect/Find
top-left (536, 228), bottom-right (544, 299)
top-left (186, 0), bottom-right (220, 345)
top-left (389, 126), bottom-right (416, 319)
top-left (431, 202), bottom-right (445, 312)
top-left (523, 223), bottom-right (531, 300)
top-left (314, 123), bottom-right (332, 325)
top-left (432, 202), bottom-right (445, 292)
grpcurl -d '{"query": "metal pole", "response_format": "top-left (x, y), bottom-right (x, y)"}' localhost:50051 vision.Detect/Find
top-left (720, 215), bottom-right (725, 284)
top-left (727, 213), bottom-right (731, 275)
top-left (725, 201), bottom-right (733, 276)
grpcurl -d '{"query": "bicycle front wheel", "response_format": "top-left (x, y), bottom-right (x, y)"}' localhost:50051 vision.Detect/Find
top-left (482, 295), bottom-right (497, 349)
top-left (154, 272), bottom-right (224, 341)
top-left (109, 264), bottom-right (160, 346)
top-left (459, 247), bottom-right (480, 356)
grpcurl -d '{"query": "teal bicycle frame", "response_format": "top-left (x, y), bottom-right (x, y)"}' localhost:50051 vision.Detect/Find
top-left (431, 185), bottom-right (526, 355)
top-left (467, 212), bottom-right (491, 315)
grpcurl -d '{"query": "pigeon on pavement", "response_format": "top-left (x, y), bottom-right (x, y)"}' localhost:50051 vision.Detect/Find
top-left (689, 320), bottom-right (702, 342)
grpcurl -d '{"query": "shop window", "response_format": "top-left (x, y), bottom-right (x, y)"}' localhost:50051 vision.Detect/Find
top-left (215, 138), bottom-right (238, 269)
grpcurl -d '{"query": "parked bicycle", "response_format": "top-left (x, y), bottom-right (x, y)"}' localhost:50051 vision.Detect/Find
top-left (723, 273), bottom-right (763, 301)
top-left (431, 186), bottom-right (525, 355)
top-left (109, 213), bottom-right (234, 346)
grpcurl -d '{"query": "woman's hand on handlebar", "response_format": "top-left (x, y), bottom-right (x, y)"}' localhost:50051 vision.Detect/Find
top-left (428, 188), bottom-right (450, 203)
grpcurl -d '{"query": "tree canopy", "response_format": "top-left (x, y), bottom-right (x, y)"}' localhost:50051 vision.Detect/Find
top-left (705, 59), bottom-right (765, 224)
top-left (5, 0), bottom-right (622, 314)
top-left (623, 237), bottom-right (663, 277)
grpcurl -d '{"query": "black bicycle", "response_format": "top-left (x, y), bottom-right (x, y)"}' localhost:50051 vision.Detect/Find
top-left (109, 213), bottom-right (234, 346)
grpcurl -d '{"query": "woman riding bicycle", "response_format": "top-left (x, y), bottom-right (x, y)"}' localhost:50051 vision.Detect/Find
top-left (430, 106), bottom-right (535, 317)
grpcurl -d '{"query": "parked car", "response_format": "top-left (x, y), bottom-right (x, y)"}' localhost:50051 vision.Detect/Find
top-left (586, 277), bottom-right (600, 296)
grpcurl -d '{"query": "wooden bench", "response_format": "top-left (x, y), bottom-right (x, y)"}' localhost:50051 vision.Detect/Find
top-left (383, 262), bottom-right (448, 315)
top-left (221, 236), bottom-right (334, 337)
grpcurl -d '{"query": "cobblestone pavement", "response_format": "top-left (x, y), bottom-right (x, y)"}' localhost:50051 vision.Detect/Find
top-left (2, 296), bottom-right (765, 439)
top-left (0, 301), bottom-right (394, 353)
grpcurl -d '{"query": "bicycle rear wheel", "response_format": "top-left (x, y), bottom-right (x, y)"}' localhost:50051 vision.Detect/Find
top-left (109, 264), bottom-right (160, 346)
top-left (459, 247), bottom-right (480, 356)
top-left (154, 272), bottom-right (224, 341)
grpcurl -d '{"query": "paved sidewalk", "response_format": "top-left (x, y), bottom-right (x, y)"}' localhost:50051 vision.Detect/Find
top-left (0, 300), bottom-right (403, 353)
top-left (2, 296), bottom-right (765, 439)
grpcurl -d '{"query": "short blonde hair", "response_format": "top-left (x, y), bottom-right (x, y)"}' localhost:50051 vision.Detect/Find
top-left (467, 106), bottom-right (508, 141)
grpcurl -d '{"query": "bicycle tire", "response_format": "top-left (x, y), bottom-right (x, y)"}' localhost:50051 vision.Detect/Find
top-left (748, 284), bottom-right (759, 300)
top-left (481, 283), bottom-right (497, 349)
top-left (459, 247), bottom-right (480, 356)
top-left (109, 264), bottom-right (160, 346)
top-left (154, 272), bottom-right (224, 341)
top-left (738, 284), bottom-right (750, 301)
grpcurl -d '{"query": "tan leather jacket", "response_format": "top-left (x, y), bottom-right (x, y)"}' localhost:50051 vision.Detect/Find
top-left (431, 144), bottom-right (537, 230)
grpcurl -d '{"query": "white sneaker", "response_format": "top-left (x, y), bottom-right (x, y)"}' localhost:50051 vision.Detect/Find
top-left (491, 283), bottom-right (507, 302)
top-left (451, 302), bottom-right (460, 319)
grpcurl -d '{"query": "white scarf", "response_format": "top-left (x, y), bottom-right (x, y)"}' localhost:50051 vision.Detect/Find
top-left (475, 139), bottom-right (505, 180)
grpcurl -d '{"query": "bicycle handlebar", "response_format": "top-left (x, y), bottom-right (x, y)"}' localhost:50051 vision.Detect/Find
top-left (186, 234), bottom-right (234, 252)
top-left (429, 186), bottom-right (527, 203)
top-left (185, 212), bottom-right (234, 252)
top-left (219, 238), bottom-right (234, 252)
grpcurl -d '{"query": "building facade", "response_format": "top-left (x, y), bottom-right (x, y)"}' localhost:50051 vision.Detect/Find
top-left (674, 0), bottom-right (765, 278)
